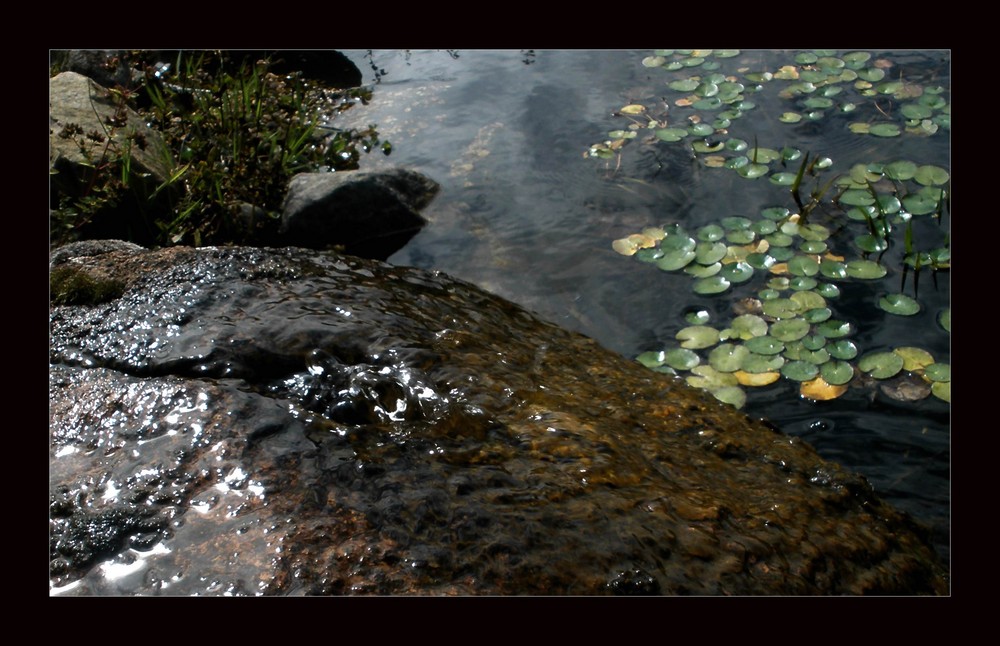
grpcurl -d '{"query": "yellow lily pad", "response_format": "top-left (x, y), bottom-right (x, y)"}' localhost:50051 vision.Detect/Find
top-left (893, 346), bottom-right (935, 371)
top-left (734, 370), bottom-right (780, 387)
top-left (800, 376), bottom-right (848, 401)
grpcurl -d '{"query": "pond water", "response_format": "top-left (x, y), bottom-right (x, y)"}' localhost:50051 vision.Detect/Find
top-left (334, 49), bottom-right (950, 563)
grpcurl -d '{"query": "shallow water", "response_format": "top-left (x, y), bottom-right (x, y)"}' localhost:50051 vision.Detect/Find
top-left (334, 49), bottom-right (950, 562)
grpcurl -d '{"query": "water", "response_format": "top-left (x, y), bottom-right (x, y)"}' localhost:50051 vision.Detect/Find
top-left (334, 49), bottom-right (950, 563)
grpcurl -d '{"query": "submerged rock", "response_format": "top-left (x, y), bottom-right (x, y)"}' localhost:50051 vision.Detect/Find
top-left (49, 244), bottom-right (948, 595)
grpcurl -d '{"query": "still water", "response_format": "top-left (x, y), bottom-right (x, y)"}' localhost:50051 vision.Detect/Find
top-left (335, 49), bottom-right (950, 562)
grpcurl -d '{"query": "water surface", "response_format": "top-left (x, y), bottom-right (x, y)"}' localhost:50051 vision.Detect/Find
top-left (335, 49), bottom-right (950, 561)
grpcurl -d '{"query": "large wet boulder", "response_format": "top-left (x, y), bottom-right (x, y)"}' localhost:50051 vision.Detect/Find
top-left (49, 243), bottom-right (948, 595)
top-left (280, 168), bottom-right (438, 259)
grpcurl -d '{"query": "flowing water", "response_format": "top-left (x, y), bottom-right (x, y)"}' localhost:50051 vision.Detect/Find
top-left (334, 49), bottom-right (950, 562)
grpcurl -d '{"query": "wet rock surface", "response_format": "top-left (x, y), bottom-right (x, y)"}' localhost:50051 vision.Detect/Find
top-left (49, 244), bottom-right (949, 595)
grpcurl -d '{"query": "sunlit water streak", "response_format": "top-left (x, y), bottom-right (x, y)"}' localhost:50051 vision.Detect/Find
top-left (336, 49), bottom-right (950, 562)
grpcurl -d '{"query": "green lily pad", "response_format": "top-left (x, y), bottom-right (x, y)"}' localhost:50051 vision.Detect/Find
top-left (816, 320), bottom-right (853, 338)
top-left (709, 343), bottom-right (750, 372)
top-left (782, 360), bottom-right (820, 382)
top-left (760, 207), bottom-right (790, 220)
top-left (710, 385), bottom-right (746, 409)
top-left (745, 336), bottom-right (785, 355)
top-left (803, 307), bottom-right (832, 324)
top-left (685, 309), bottom-right (712, 325)
top-left (718, 262), bottom-right (755, 284)
top-left (856, 234), bottom-right (889, 253)
top-left (762, 298), bottom-right (803, 320)
top-left (751, 220), bottom-right (778, 235)
top-left (787, 255), bottom-right (820, 277)
top-left (815, 283), bottom-right (841, 298)
top-left (693, 275), bottom-right (731, 295)
top-left (636, 350), bottom-right (667, 368)
top-left (737, 163), bottom-right (770, 179)
top-left (819, 260), bottom-right (848, 280)
top-left (799, 240), bottom-right (828, 254)
top-left (726, 230), bottom-right (757, 245)
top-left (655, 128), bottom-right (689, 142)
top-left (698, 224), bottom-right (726, 242)
top-left (938, 308), bottom-right (950, 332)
top-left (845, 260), bottom-right (887, 279)
top-left (692, 138), bottom-right (725, 152)
top-left (858, 351), bottom-right (904, 379)
top-left (770, 172), bottom-right (798, 186)
top-left (821, 361), bottom-right (855, 386)
top-left (901, 192), bottom-right (942, 215)
top-left (828, 340), bottom-right (859, 360)
top-left (740, 352), bottom-right (785, 374)
top-left (746, 253), bottom-right (775, 270)
top-left (676, 325), bottom-right (721, 349)
top-left (731, 314), bottom-right (769, 339)
top-left (924, 363), bottom-right (950, 382)
top-left (914, 165), bottom-right (950, 186)
top-left (726, 138), bottom-right (749, 152)
top-left (663, 347), bottom-right (702, 371)
top-left (789, 276), bottom-right (818, 291)
top-left (884, 160), bottom-right (918, 181)
top-left (685, 261), bottom-right (722, 277)
top-left (689, 123), bottom-right (715, 137)
top-left (779, 112), bottom-right (802, 123)
top-left (668, 78), bottom-right (700, 92)
top-left (635, 248), bottom-right (665, 263)
top-left (931, 381), bottom-right (950, 403)
top-left (694, 241), bottom-right (729, 264)
top-left (790, 290), bottom-right (827, 311)
top-left (769, 247), bottom-right (796, 262)
top-left (686, 364), bottom-right (738, 389)
top-left (656, 249), bottom-right (696, 271)
top-left (879, 293), bottom-right (921, 316)
top-left (769, 318), bottom-right (810, 342)
top-left (869, 123), bottom-right (902, 137)
top-left (839, 189), bottom-right (876, 207)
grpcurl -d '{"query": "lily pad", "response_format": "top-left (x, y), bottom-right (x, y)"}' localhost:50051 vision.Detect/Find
top-left (924, 363), bottom-right (951, 382)
top-left (734, 370), bottom-right (781, 386)
top-left (789, 276), bottom-right (818, 291)
top-left (787, 255), bottom-right (820, 277)
top-left (938, 308), bottom-right (950, 332)
top-left (828, 339), bottom-right (859, 360)
top-left (869, 123), bottom-right (902, 137)
top-left (731, 314), bottom-right (769, 339)
top-left (782, 360), bottom-right (819, 382)
top-left (800, 376), bottom-right (848, 401)
top-left (685, 261), bottom-right (722, 277)
top-left (663, 347), bottom-right (701, 371)
top-left (884, 160), bottom-right (918, 181)
top-left (656, 128), bottom-right (689, 142)
top-left (769, 318), bottom-right (810, 342)
top-left (676, 325), bottom-right (721, 349)
top-left (820, 361), bottom-right (855, 385)
top-left (858, 351), bottom-right (904, 379)
top-left (845, 260), bottom-right (887, 279)
top-left (815, 283), bottom-right (841, 298)
top-left (744, 336), bottom-right (785, 355)
top-left (693, 275), bottom-right (731, 295)
top-left (686, 364), bottom-right (738, 389)
top-left (879, 293), bottom-right (920, 316)
top-left (914, 164), bottom-right (950, 186)
top-left (931, 381), bottom-right (950, 403)
top-left (636, 350), bottom-right (666, 368)
top-left (894, 346), bottom-right (935, 371)
top-left (710, 386), bottom-right (746, 409)
top-left (790, 290), bottom-right (826, 311)
top-left (819, 260), bottom-right (848, 280)
top-left (709, 343), bottom-right (750, 373)
top-left (656, 249), bottom-right (697, 271)
top-left (901, 192), bottom-right (941, 215)
top-left (698, 224), bottom-right (726, 242)
top-left (718, 261), bottom-right (755, 284)
top-left (816, 319), bottom-right (853, 338)
top-left (803, 307), bottom-right (832, 324)
top-left (737, 163), bottom-right (770, 179)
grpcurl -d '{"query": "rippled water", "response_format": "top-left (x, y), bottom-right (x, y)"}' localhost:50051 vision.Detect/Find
top-left (334, 49), bottom-right (950, 561)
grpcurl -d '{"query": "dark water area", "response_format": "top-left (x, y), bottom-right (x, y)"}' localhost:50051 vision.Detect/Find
top-left (334, 49), bottom-right (950, 563)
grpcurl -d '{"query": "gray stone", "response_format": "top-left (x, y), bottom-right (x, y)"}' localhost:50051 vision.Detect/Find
top-left (49, 72), bottom-right (172, 188)
top-left (280, 168), bottom-right (439, 259)
top-left (49, 244), bottom-right (948, 595)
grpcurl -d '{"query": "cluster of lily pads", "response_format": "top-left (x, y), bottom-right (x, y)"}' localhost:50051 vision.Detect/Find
top-left (617, 204), bottom-right (950, 408)
top-left (598, 49), bottom-right (950, 409)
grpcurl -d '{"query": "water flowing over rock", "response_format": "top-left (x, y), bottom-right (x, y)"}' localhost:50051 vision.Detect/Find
top-left (49, 243), bottom-right (948, 595)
